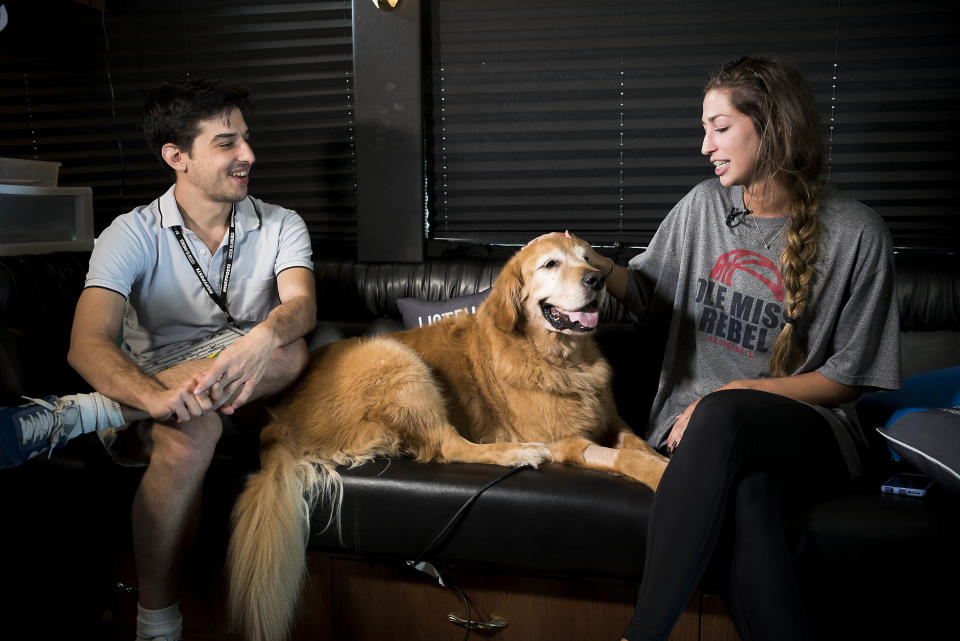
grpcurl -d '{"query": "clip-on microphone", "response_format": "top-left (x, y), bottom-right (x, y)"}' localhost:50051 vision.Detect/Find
top-left (725, 206), bottom-right (753, 228)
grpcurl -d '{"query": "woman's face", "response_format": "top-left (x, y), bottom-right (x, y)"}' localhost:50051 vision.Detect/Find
top-left (701, 89), bottom-right (761, 189)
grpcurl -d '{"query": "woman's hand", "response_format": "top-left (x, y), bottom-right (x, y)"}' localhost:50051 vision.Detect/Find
top-left (527, 231), bottom-right (625, 299)
top-left (664, 374), bottom-right (862, 454)
top-left (527, 231), bottom-right (610, 271)
top-left (584, 244), bottom-right (612, 274)
top-left (525, 230), bottom-right (569, 246)
top-left (667, 381), bottom-right (752, 452)
top-left (665, 398), bottom-right (701, 453)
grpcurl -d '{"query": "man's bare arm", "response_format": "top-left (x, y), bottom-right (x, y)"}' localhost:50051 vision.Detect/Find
top-left (193, 266), bottom-right (317, 410)
top-left (67, 287), bottom-right (208, 421)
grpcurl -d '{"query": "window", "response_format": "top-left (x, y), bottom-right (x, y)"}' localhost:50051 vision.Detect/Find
top-left (0, 0), bottom-right (357, 256)
top-left (425, 0), bottom-right (960, 250)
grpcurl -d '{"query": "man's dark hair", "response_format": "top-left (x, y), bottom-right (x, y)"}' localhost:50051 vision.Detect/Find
top-left (142, 77), bottom-right (251, 170)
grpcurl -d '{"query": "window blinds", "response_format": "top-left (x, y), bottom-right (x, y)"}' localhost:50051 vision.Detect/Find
top-left (425, 0), bottom-right (960, 250)
top-left (0, 0), bottom-right (357, 255)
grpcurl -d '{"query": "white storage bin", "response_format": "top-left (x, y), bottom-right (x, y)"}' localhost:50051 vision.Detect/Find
top-left (0, 157), bottom-right (61, 186)
top-left (0, 184), bottom-right (94, 255)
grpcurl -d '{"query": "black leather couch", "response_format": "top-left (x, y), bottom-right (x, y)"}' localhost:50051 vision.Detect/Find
top-left (1, 248), bottom-right (959, 640)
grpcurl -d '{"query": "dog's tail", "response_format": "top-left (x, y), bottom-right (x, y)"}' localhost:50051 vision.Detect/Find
top-left (226, 426), bottom-right (342, 641)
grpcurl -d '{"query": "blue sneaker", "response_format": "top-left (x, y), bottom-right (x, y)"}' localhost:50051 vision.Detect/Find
top-left (0, 396), bottom-right (81, 469)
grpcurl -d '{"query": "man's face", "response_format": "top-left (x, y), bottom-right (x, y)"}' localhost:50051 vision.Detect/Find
top-left (181, 107), bottom-right (255, 204)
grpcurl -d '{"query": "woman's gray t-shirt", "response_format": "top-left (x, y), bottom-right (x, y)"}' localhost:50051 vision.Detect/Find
top-left (623, 178), bottom-right (901, 477)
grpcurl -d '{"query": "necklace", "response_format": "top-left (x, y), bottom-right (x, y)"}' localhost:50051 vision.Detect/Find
top-left (750, 216), bottom-right (787, 250)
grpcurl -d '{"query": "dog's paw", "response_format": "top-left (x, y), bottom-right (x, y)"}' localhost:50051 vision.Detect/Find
top-left (505, 443), bottom-right (552, 468)
top-left (617, 432), bottom-right (647, 449)
top-left (615, 449), bottom-right (668, 490)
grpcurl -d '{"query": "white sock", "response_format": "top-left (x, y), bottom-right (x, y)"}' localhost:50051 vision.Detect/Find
top-left (135, 601), bottom-right (182, 641)
top-left (64, 392), bottom-right (127, 434)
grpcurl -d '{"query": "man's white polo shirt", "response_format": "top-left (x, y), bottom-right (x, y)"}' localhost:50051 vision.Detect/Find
top-left (85, 185), bottom-right (313, 366)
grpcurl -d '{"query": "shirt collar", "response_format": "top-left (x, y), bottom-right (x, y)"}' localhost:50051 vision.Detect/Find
top-left (157, 184), bottom-right (261, 235)
top-left (157, 185), bottom-right (183, 229)
top-left (233, 195), bottom-right (262, 235)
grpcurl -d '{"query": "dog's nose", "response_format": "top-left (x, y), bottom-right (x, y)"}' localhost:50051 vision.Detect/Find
top-left (582, 270), bottom-right (604, 291)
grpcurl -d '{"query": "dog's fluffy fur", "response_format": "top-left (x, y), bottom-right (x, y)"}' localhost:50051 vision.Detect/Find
top-left (226, 233), bottom-right (667, 641)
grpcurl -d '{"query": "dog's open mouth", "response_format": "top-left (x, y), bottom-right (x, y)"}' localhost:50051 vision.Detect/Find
top-left (540, 301), bottom-right (600, 332)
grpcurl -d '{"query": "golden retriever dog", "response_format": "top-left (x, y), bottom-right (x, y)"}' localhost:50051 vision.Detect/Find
top-left (226, 232), bottom-right (668, 641)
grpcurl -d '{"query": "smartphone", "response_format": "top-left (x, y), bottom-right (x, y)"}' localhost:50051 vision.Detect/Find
top-left (880, 472), bottom-right (933, 497)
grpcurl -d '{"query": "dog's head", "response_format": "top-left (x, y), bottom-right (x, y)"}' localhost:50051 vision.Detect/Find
top-left (486, 231), bottom-right (607, 336)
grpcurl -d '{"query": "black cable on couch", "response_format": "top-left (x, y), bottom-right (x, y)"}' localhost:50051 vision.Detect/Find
top-left (407, 464), bottom-right (533, 640)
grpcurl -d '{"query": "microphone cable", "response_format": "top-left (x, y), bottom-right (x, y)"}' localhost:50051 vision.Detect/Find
top-left (407, 463), bottom-right (533, 640)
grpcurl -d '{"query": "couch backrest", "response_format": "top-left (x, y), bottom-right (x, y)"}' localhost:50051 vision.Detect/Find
top-left (1, 249), bottom-right (957, 405)
top-left (891, 251), bottom-right (960, 376)
top-left (313, 256), bottom-right (637, 323)
top-left (0, 252), bottom-right (91, 402)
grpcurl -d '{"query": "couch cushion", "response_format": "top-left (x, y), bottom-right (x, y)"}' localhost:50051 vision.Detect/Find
top-left (308, 459), bottom-right (653, 580)
top-left (786, 479), bottom-right (960, 563)
top-left (859, 365), bottom-right (960, 428)
top-left (0, 251), bottom-right (92, 401)
top-left (396, 289), bottom-right (490, 329)
top-left (877, 408), bottom-right (960, 496)
top-left (302, 456), bottom-right (960, 585)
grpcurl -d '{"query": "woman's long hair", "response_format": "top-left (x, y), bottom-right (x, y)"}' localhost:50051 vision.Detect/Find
top-left (705, 56), bottom-right (825, 376)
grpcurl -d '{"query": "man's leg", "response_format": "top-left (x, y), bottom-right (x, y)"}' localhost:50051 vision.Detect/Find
top-left (131, 340), bottom-right (308, 639)
top-left (132, 411), bottom-right (219, 641)
top-left (0, 392), bottom-right (125, 468)
top-left (0, 338), bottom-right (310, 467)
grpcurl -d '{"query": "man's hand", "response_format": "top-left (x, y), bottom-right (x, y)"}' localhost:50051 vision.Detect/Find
top-left (141, 381), bottom-right (212, 423)
top-left (192, 325), bottom-right (280, 415)
top-left (185, 267), bottom-right (316, 416)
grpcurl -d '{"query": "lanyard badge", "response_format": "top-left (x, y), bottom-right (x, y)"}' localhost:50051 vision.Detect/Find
top-left (171, 206), bottom-right (238, 326)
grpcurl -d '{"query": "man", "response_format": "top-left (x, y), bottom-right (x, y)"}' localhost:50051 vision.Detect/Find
top-left (0, 78), bottom-right (316, 641)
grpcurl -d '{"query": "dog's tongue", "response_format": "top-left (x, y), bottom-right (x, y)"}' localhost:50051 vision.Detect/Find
top-left (564, 308), bottom-right (599, 328)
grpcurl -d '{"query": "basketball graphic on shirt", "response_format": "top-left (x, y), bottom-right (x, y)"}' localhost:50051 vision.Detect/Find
top-left (694, 250), bottom-right (788, 358)
top-left (711, 249), bottom-right (784, 303)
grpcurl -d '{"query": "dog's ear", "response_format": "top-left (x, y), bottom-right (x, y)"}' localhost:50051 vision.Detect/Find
top-left (487, 255), bottom-right (524, 332)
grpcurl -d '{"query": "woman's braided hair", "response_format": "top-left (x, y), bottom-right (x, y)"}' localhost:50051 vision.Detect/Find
top-left (705, 56), bottom-right (825, 377)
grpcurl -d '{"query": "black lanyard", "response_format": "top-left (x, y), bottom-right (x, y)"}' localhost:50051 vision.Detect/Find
top-left (171, 206), bottom-right (238, 326)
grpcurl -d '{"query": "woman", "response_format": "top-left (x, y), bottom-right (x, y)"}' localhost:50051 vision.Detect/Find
top-left (593, 56), bottom-right (901, 640)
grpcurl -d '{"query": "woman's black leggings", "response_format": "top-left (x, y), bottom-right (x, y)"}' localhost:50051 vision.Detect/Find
top-left (622, 389), bottom-right (850, 641)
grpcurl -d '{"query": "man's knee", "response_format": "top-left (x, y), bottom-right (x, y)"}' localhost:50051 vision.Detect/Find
top-left (148, 413), bottom-right (223, 475)
top-left (269, 338), bottom-right (309, 384)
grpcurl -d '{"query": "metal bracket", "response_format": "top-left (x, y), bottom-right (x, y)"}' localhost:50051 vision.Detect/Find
top-left (447, 613), bottom-right (509, 631)
top-left (114, 582), bottom-right (139, 597)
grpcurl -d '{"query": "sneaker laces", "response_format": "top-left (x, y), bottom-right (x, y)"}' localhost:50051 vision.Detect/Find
top-left (19, 395), bottom-right (71, 458)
